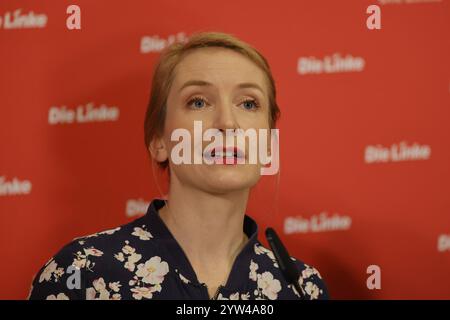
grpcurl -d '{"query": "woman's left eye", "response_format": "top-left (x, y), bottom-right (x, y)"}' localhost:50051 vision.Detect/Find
top-left (240, 99), bottom-right (260, 110)
top-left (187, 96), bottom-right (207, 109)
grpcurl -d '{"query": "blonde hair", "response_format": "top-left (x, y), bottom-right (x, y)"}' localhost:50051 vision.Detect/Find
top-left (144, 31), bottom-right (281, 169)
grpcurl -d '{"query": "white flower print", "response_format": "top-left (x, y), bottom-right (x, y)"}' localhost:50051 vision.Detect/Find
top-left (304, 281), bottom-right (320, 300)
top-left (93, 278), bottom-right (108, 297)
top-left (126, 256), bottom-right (168, 300)
top-left (39, 260), bottom-right (64, 283)
top-left (99, 227), bottom-right (121, 236)
top-left (70, 246), bottom-right (102, 272)
top-left (72, 252), bottom-right (87, 269)
top-left (302, 264), bottom-right (322, 279)
top-left (86, 287), bottom-right (96, 300)
top-left (287, 264), bottom-right (324, 299)
top-left (84, 247), bottom-right (104, 257)
top-left (241, 293), bottom-right (250, 300)
top-left (98, 290), bottom-right (110, 300)
top-left (111, 293), bottom-right (121, 300)
top-left (176, 270), bottom-right (191, 284)
top-left (86, 277), bottom-right (122, 300)
top-left (115, 241), bottom-right (142, 272)
top-left (249, 260), bottom-right (259, 281)
top-left (74, 227), bottom-right (121, 241)
top-left (46, 293), bottom-right (69, 300)
top-left (132, 226), bottom-right (153, 241)
top-left (96, 279), bottom-right (106, 290)
top-left (130, 286), bottom-right (155, 300)
top-left (217, 292), bottom-right (250, 300)
top-left (122, 244), bottom-right (135, 255)
top-left (216, 293), bottom-right (227, 300)
top-left (114, 252), bottom-right (125, 262)
top-left (29, 204), bottom-right (328, 301)
top-left (288, 282), bottom-right (306, 298)
top-left (249, 259), bottom-right (284, 300)
top-left (53, 268), bottom-right (64, 278)
top-left (254, 244), bottom-right (278, 268)
top-left (135, 256), bottom-right (169, 285)
top-left (254, 244), bottom-right (265, 255)
top-left (229, 292), bottom-right (240, 300)
top-left (257, 272), bottom-right (282, 300)
top-left (39, 260), bottom-right (57, 282)
top-left (124, 254), bottom-right (141, 272)
top-left (109, 281), bottom-right (121, 292)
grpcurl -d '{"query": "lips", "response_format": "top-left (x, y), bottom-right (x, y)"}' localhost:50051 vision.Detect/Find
top-left (210, 146), bottom-right (244, 158)
top-left (204, 146), bottom-right (245, 164)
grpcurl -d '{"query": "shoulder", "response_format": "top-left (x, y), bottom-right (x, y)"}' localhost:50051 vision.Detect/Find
top-left (290, 256), bottom-right (329, 300)
top-left (28, 236), bottom-right (86, 300)
top-left (51, 216), bottom-right (152, 269)
top-left (28, 216), bottom-right (155, 300)
top-left (252, 242), bottom-right (329, 300)
top-left (62, 214), bottom-right (159, 259)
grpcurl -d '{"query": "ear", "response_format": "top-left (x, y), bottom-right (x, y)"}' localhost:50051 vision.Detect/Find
top-left (149, 136), bottom-right (169, 163)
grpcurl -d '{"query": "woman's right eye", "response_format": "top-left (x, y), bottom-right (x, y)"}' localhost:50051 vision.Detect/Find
top-left (187, 96), bottom-right (207, 109)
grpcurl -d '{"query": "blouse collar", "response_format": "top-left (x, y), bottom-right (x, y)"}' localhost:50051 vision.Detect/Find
top-left (143, 198), bottom-right (259, 292)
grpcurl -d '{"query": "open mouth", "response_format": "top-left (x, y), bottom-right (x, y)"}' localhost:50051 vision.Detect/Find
top-left (205, 146), bottom-right (245, 164)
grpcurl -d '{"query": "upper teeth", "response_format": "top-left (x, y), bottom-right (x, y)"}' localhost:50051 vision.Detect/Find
top-left (213, 151), bottom-right (235, 157)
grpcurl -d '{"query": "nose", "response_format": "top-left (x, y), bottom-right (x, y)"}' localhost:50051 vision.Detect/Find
top-left (213, 98), bottom-right (240, 133)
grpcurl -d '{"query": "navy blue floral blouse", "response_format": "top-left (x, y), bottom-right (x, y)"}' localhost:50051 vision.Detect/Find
top-left (29, 199), bottom-right (329, 300)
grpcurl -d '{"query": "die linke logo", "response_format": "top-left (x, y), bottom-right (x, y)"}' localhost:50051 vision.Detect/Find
top-left (364, 141), bottom-right (431, 164)
top-left (140, 32), bottom-right (188, 53)
top-left (0, 176), bottom-right (32, 196)
top-left (284, 212), bottom-right (352, 234)
top-left (437, 234), bottom-right (450, 252)
top-left (297, 53), bottom-right (365, 75)
top-left (0, 9), bottom-right (47, 29)
top-left (48, 103), bottom-right (120, 125)
top-left (126, 199), bottom-right (150, 217)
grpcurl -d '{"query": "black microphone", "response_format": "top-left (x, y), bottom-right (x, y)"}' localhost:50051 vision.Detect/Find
top-left (265, 227), bottom-right (305, 299)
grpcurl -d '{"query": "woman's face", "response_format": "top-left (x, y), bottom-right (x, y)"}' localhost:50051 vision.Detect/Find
top-left (160, 47), bottom-right (271, 194)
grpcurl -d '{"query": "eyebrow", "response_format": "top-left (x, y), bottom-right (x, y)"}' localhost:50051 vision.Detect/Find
top-left (178, 80), bottom-right (265, 94)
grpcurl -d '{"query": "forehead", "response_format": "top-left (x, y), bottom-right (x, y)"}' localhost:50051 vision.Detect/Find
top-left (172, 47), bottom-right (268, 91)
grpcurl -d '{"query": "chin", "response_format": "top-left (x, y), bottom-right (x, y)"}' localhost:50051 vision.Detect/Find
top-left (201, 168), bottom-right (261, 193)
top-left (202, 183), bottom-right (252, 195)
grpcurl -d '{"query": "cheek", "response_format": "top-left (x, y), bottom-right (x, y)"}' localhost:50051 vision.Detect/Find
top-left (165, 104), bottom-right (202, 134)
top-left (163, 110), bottom-right (191, 142)
top-left (239, 108), bottom-right (271, 128)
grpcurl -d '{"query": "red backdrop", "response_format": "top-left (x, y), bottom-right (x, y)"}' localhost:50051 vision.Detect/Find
top-left (0, 0), bottom-right (449, 299)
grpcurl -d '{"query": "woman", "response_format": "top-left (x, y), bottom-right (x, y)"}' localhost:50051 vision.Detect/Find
top-left (29, 32), bottom-right (328, 300)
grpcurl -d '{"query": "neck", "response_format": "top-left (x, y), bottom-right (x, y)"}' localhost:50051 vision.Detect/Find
top-left (158, 177), bottom-right (250, 271)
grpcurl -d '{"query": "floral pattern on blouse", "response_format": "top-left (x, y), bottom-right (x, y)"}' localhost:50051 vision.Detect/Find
top-left (29, 199), bottom-right (329, 300)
